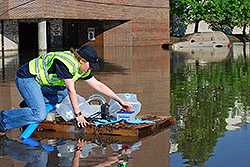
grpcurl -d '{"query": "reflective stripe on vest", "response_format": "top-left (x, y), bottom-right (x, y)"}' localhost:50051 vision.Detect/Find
top-left (29, 51), bottom-right (90, 86)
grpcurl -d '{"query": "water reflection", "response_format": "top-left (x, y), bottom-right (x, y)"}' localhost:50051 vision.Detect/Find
top-left (170, 43), bottom-right (250, 166)
top-left (55, 138), bottom-right (140, 166)
top-left (0, 136), bottom-right (49, 166)
top-left (0, 135), bottom-right (141, 167)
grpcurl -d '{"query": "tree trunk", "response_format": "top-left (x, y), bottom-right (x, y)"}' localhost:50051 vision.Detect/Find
top-left (194, 20), bottom-right (200, 33)
top-left (243, 24), bottom-right (246, 36)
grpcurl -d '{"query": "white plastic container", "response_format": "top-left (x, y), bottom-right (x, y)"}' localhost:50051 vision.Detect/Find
top-left (56, 95), bottom-right (97, 121)
top-left (108, 93), bottom-right (142, 121)
top-left (116, 110), bottom-right (136, 121)
top-left (45, 112), bottom-right (56, 121)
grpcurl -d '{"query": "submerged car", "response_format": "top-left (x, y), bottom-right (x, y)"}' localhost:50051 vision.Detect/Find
top-left (172, 46), bottom-right (231, 65)
top-left (172, 31), bottom-right (231, 50)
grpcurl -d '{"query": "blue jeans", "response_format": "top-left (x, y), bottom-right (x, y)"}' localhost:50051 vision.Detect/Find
top-left (0, 76), bottom-right (67, 130)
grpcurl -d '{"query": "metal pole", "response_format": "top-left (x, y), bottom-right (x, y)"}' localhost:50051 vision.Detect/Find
top-left (1, 20), bottom-right (5, 79)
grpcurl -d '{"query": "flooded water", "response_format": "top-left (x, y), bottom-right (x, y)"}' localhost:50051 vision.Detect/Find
top-left (0, 46), bottom-right (170, 166)
top-left (0, 43), bottom-right (250, 167)
top-left (170, 42), bottom-right (250, 167)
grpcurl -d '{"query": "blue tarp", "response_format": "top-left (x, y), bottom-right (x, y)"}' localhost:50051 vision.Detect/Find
top-left (93, 117), bottom-right (155, 126)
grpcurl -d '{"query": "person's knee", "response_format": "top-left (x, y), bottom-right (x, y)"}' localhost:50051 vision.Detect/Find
top-left (37, 112), bottom-right (47, 122)
top-left (32, 107), bottom-right (47, 122)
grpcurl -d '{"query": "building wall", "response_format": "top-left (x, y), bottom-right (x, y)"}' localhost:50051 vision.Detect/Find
top-left (0, 0), bottom-right (45, 19)
top-left (0, 0), bottom-right (170, 46)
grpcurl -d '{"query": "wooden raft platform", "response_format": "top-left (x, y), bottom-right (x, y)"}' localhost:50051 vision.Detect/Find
top-left (37, 115), bottom-right (176, 137)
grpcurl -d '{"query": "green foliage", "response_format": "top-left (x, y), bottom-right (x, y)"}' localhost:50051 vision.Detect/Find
top-left (171, 0), bottom-right (183, 16)
top-left (171, 0), bottom-right (250, 34)
top-left (179, 0), bottom-right (210, 23)
top-left (234, 0), bottom-right (250, 28)
top-left (206, 0), bottom-right (250, 30)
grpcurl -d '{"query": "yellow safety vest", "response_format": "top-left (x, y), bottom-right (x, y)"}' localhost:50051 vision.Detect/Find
top-left (29, 51), bottom-right (91, 86)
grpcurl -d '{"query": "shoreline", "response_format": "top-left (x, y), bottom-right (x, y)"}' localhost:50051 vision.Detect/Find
top-left (170, 34), bottom-right (250, 44)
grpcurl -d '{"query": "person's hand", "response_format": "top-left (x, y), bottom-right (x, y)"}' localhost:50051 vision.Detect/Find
top-left (76, 115), bottom-right (89, 127)
top-left (121, 101), bottom-right (133, 112)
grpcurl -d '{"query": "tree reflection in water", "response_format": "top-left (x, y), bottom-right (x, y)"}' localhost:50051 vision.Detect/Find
top-left (170, 52), bottom-right (250, 166)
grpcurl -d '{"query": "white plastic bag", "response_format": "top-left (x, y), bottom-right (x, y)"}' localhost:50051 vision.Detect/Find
top-left (56, 95), bottom-right (97, 121)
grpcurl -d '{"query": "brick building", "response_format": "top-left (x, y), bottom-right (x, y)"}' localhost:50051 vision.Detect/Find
top-left (0, 0), bottom-right (170, 55)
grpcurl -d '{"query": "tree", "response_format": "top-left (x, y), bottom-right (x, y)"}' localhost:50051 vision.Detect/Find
top-left (206, 0), bottom-right (250, 35)
top-left (171, 0), bottom-right (250, 35)
top-left (179, 0), bottom-right (210, 33)
top-left (205, 0), bottom-right (237, 32)
top-left (235, 0), bottom-right (250, 35)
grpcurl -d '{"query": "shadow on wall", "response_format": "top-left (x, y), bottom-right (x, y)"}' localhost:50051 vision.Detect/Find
top-left (61, 19), bottom-right (128, 50)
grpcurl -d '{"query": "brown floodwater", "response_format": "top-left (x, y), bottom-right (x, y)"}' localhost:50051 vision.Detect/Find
top-left (0, 46), bottom-right (171, 166)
